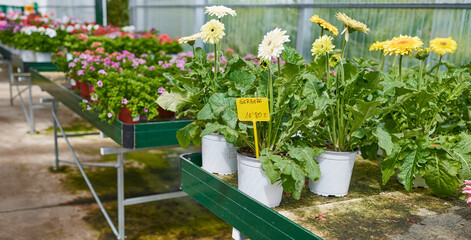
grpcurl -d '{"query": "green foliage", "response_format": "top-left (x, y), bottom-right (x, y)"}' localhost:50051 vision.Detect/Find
top-left (303, 56), bottom-right (399, 152)
top-left (63, 35), bottom-right (182, 55)
top-left (379, 60), bottom-right (471, 195)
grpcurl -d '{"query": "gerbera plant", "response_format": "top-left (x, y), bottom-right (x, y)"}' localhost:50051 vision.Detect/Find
top-left (157, 5), bottom-right (246, 146)
top-left (378, 37), bottom-right (471, 195)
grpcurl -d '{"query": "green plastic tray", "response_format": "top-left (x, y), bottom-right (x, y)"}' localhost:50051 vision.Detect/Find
top-left (180, 152), bottom-right (322, 240)
top-left (31, 69), bottom-right (193, 148)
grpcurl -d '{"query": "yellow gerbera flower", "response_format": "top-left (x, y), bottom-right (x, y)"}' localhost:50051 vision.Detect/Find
top-left (178, 32), bottom-right (202, 44)
top-left (336, 12), bottom-right (370, 34)
top-left (383, 35), bottom-right (423, 56)
top-left (310, 14), bottom-right (339, 37)
top-left (200, 19), bottom-right (225, 44)
top-left (430, 37), bottom-right (457, 56)
top-left (369, 40), bottom-right (389, 51)
top-left (311, 35), bottom-right (335, 56)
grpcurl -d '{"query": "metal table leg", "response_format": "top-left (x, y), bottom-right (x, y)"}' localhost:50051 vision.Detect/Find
top-left (49, 99), bottom-right (187, 239)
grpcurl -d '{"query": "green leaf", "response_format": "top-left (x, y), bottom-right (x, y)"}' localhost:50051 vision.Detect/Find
top-left (156, 91), bottom-right (190, 112)
top-left (398, 148), bottom-right (423, 191)
top-left (200, 122), bottom-right (239, 144)
top-left (281, 45), bottom-right (305, 65)
top-left (229, 70), bottom-right (256, 93)
top-left (442, 133), bottom-right (471, 180)
top-left (373, 127), bottom-right (393, 155)
top-left (343, 62), bottom-right (359, 82)
top-left (288, 147), bottom-right (323, 182)
top-left (259, 150), bottom-right (281, 184)
top-left (196, 104), bottom-right (215, 121)
top-left (360, 143), bottom-right (379, 160)
top-left (347, 100), bottom-right (383, 133)
top-left (208, 93), bottom-right (231, 115)
top-left (274, 157), bottom-right (306, 200)
top-left (423, 152), bottom-right (460, 196)
top-left (381, 151), bottom-right (400, 185)
top-left (176, 122), bottom-right (202, 148)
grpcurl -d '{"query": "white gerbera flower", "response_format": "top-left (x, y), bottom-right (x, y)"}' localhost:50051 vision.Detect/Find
top-left (178, 32), bottom-right (202, 44)
top-left (257, 28), bottom-right (290, 60)
top-left (205, 5), bottom-right (236, 18)
top-left (200, 19), bottom-right (225, 44)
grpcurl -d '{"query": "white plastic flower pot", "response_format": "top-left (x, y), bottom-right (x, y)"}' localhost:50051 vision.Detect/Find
top-left (10, 47), bottom-right (20, 55)
top-left (201, 133), bottom-right (237, 175)
top-left (237, 152), bottom-right (283, 207)
top-left (20, 50), bottom-right (36, 62)
top-left (35, 52), bottom-right (52, 62)
top-left (309, 151), bottom-right (357, 197)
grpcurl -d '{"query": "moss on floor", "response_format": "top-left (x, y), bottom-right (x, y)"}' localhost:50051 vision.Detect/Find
top-left (55, 145), bottom-right (230, 239)
top-left (85, 199), bottom-right (231, 240)
top-left (43, 118), bottom-right (96, 134)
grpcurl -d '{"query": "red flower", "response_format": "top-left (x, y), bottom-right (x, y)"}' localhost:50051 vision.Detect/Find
top-left (78, 33), bottom-right (88, 42)
top-left (57, 51), bottom-right (63, 56)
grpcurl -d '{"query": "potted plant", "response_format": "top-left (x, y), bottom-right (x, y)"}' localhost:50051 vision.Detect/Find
top-left (157, 5), bottom-right (240, 175)
top-left (378, 36), bottom-right (471, 195)
top-left (303, 13), bottom-right (398, 197)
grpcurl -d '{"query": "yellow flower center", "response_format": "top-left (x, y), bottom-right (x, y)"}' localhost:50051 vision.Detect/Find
top-left (440, 41), bottom-right (447, 46)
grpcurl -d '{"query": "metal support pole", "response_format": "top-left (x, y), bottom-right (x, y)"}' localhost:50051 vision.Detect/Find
top-left (52, 100), bottom-right (59, 170)
top-left (52, 109), bottom-right (120, 237)
top-left (28, 77), bottom-right (35, 133)
top-left (8, 62), bottom-right (13, 106)
top-left (296, 0), bottom-right (313, 60)
top-left (193, 0), bottom-right (206, 49)
top-left (117, 153), bottom-right (125, 240)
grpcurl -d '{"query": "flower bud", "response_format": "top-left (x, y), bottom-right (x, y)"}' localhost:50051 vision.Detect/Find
top-left (414, 48), bottom-right (430, 60)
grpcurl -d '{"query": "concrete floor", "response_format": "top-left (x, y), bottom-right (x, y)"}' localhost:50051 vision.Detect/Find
top-left (0, 69), bottom-right (100, 239)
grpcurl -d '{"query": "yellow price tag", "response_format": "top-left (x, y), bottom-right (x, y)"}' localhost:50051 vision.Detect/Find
top-left (236, 98), bottom-right (270, 122)
top-left (236, 98), bottom-right (270, 159)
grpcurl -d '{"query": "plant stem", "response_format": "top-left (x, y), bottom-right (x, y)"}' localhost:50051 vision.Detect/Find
top-left (340, 33), bottom-right (347, 59)
top-left (339, 61), bottom-right (346, 151)
top-left (268, 67), bottom-right (273, 150)
top-left (326, 52), bottom-right (331, 90)
top-left (336, 63), bottom-right (342, 151)
top-left (378, 52), bottom-right (384, 71)
top-left (418, 59), bottom-right (424, 90)
top-left (435, 55), bottom-right (442, 78)
top-left (320, 28), bottom-right (324, 37)
top-left (214, 43), bottom-right (218, 80)
top-left (326, 52), bottom-right (337, 150)
top-left (398, 55), bottom-right (403, 82)
top-left (191, 45), bottom-right (195, 58)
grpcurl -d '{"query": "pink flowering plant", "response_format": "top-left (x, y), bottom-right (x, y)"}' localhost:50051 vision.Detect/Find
top-left (81, 69), bottom-right (170, 123)
top-left (71, 49), bottom-right (190, 123)
top-left (463, 180), bottom-right (471, 206)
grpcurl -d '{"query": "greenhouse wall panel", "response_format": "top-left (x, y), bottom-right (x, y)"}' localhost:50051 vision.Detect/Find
top-left (129, 0), bottom-right (471, 65)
